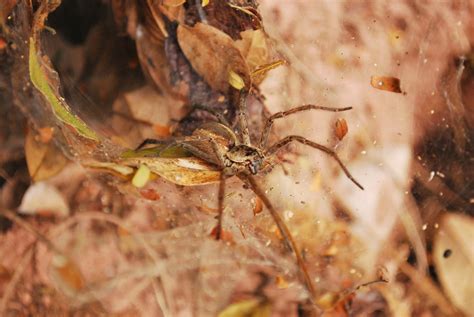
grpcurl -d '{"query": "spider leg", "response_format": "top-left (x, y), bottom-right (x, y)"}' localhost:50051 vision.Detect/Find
top-left (135, 139), bottom-right (169, 151)
top-left (259, 104), bottom-right (352, 148)
top-left (190, 104), bottom-right (231, 127)
top-left (215, 172), bottom-right (226, 240)
top-left (235, 90), bottom-right (252, 146)
top-left (265, 135), bottom-right (364, 190)
top-left (240, 174), bottom-right (320, 308)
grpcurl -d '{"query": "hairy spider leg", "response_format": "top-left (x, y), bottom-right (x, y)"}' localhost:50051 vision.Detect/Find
top-left (241, 174), bottom-right (320, 307)
top-left (259, 104), bottom-right (353, 148)
top-left (215, 173), bottom-right (226, 240)
top-left (236, 90), bottom-right (252, 146)
top-left (135, 139), bottom-right (170, 151)
top-left (189, 104), bottom-right (231, 127)
top-left (265, 135), bottom-right (364, 190)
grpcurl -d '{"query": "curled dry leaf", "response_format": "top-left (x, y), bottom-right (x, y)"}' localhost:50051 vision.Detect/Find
top-left (370, 76), bottom-right (402, 93)
top-left (177, 22), bottom-right (250, 93)
top-left (83, 161), bottom-right (134, 177)
top-left (234, 29), bottom-right (283, 85)
top-left (433, 213), bottom-right (474, 315)
top-left (25, 127), bottom-right (68, 182)
top-left (334, 118), bottom-right (348, 141)
top-left (18, 182), bottom-right (70, 217)
top-left (122, 156), bottom-right (221, 186)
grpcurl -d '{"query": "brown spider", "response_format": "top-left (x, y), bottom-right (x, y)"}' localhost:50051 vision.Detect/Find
top-left (135, 90), bottom-right (363, 306)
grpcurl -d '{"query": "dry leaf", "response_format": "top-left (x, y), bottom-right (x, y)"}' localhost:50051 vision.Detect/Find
top-left (253, 196), bottom-right (263, 215)
top-left (50, 254), bottom-right (85, 293)
top-left (0, 37), bottom-right (6, 50)
top-left (276, 275), bottom-right (289, 289)
top-left (202, 0), bottom-right (210, 7)
top-left (177, 22), bottom-right (250, 93)
top-left (122, 156), bottom-right (221, 186)
top-left (218, 299), bottom-right (271, 317)
top-left (433, 213), bottom-right (474, 314)
top-left (235, 29), bottom-right (271, 84)
top-left (210, 226), bottom-right (234, 242)
top-left (84, 161), bottom-right (135, 176)
top-left (163, 0), bottom-right (186, 7)
top-left (334, 118), bottom-right (348, 140)
top-left (370, 76), bottom-right (402, 93)
top-left (38, 126), bottom-right (55, 143)
top-left (153, 124), bottom-right (171, 137)
top-left (18, 182), bottom-right (70, 217)
top-left (25, 127), bottom-right (68, 182)
top-left (139, 188), bottom-right (161, 201)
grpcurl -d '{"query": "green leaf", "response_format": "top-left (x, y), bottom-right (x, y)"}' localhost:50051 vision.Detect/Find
top-left (29, 38), bottom-right (99, 141)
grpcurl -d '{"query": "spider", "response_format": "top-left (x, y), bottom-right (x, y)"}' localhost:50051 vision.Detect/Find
top-left (135, 89), bottom-right (363, 307)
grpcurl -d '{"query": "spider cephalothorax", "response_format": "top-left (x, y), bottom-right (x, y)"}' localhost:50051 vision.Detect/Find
top-left (224, 144), bottom-right (265, 175)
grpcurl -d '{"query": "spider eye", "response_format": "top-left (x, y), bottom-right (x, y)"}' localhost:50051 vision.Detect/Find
top-left (249, 163), bottom-right (258, 175)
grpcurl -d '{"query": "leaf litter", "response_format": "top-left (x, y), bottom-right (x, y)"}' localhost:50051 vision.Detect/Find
top-left (0, 0), bottom-right (473, 316)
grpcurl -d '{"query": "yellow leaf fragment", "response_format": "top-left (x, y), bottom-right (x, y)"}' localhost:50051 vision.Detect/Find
top-left (228, 70), bottom-right (245, 90)
top-left (202, 0), bottom-right (210, 7)
top-left (218, 299), bottom-right (271, 317)
top-left (132, 164), bottom-right (151, 188)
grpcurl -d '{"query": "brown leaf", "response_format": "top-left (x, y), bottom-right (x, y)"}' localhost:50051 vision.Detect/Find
top-left (433, 213), bottom-right (474, 314)
top-left (139, 188), bottom-right (161, 201)
top-left (177, 22), bottom-right (250, 93)
top-left (38, 126), bottom-right (55, 143)
top-left (370, 76), bottom-right (402, 93)
top-left (253, 196), bottom-right (263, 215)
top-left (153, 124), bottom-right (171, 137)
top-left (235, 29), bottom-right (271, 83)
top-left (25, 127), bottom-right (68, 182)
top-left (0, 37), bottom-right (6, 51)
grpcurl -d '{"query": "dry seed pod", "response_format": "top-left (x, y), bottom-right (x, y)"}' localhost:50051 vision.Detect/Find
top-left (370, 76), bottom-right (402, 93)
top-left (334, 118), bottom-right (348, 140)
